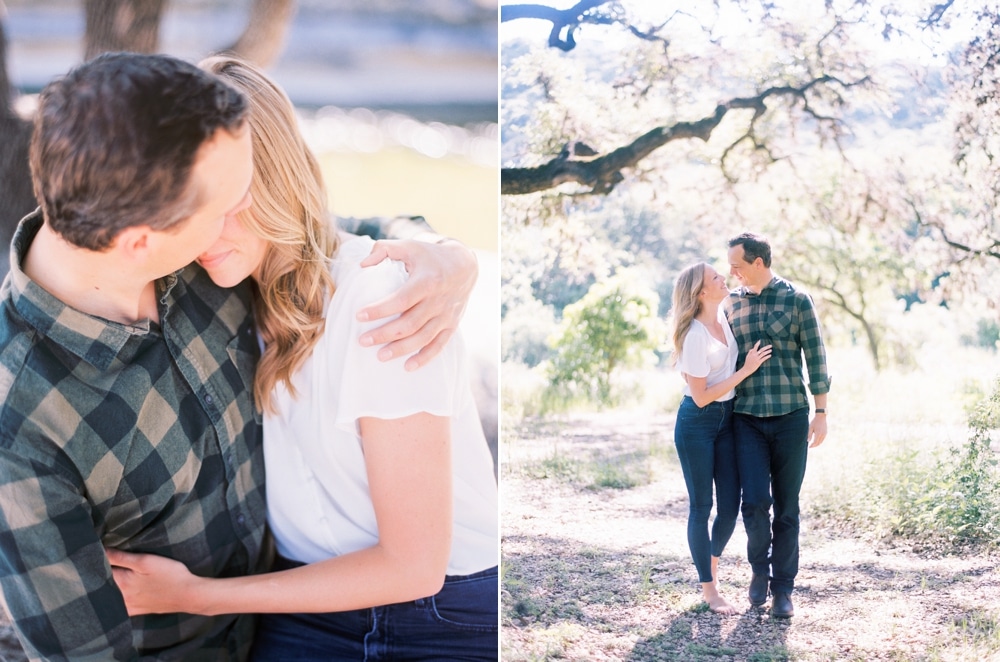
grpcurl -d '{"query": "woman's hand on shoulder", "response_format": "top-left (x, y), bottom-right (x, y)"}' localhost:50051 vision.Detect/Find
top-left (355, 238), bottom-right (477, 371)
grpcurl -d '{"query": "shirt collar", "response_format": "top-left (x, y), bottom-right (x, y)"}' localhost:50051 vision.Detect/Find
top-left (8, 211), bottom-right (180, 370)
top-left (739, 275), bottom-right (780, 297)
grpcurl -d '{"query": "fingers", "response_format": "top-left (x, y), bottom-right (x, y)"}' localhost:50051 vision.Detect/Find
top-left (361, 294), bottom-right (447, 357)
top-left (358, 240), bottom-right (395, 268)
top-left (370, 315), bottom-right (455, 368)
top-left (105, 548), bottom-right (139, 569)
top-left (357, 285), bottom-right (423, 328)
top-left (808, 420), bottom-right (827, 448)
top-left (356, 242), bottom-right (449, 327)
top-left (357, 272), bottom-right (462, 360)
top-left (355, 237), bottom-right (473, 364)
top-left (403, 328), bottom-right (455, 372)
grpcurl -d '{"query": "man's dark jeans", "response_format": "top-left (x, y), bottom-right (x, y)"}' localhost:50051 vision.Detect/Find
top-left (734, 407), bottom-right (809, 595)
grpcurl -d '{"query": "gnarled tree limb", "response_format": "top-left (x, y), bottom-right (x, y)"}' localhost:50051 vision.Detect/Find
top-left (501, 74), bottom-right (868, 195)
top-left (501, 0), bottom-right (614, 51)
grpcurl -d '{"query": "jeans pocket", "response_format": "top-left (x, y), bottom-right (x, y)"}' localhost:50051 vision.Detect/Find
top-left (428, 568), bottom-right (499, 633)
top-left (678, 399), bottom-right (709, 421)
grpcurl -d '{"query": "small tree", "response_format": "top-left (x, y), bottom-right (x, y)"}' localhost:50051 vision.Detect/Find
top-left (546, 270), bottom-right (663, 405)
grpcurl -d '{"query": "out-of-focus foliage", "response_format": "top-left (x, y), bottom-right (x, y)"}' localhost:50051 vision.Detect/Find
top-left (500, 0), bottom-right (1000, 379)
top-left (545, 269), bottom-right (664, 405)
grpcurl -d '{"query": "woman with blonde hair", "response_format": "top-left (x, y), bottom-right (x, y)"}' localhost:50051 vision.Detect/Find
top-left (106, 56), bottom-right (498, 660)
top-left (671, 262), bottom-right (770, 614)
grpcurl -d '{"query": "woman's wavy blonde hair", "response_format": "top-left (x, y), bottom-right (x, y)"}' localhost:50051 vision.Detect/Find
top-left (200, 55), bottom-right (339, 414)
top-left (670, 262), bottom-right (708, 366)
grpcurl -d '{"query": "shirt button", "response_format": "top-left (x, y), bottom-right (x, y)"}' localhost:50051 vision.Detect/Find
top-left (205, 394), bottom-right (214, 405)
top-left (237, 515), bottom-right (246, 525)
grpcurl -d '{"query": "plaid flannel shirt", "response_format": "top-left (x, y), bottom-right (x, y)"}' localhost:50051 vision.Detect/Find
top-left (725, 276), bottom-right (831, 417)
top-left (0, 213), bottom-right (269, 661)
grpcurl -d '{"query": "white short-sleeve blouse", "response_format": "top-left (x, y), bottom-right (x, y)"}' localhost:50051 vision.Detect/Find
top-left (677, 306), bottom-right (738, 402)
top-left (263, 236), bottom-right (498, 576)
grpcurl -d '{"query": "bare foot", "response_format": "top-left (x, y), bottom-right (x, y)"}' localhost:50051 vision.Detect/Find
top-left (706, 592), bottom-right (738, 615)
top-left (702, 583), bottom-right (738, 615)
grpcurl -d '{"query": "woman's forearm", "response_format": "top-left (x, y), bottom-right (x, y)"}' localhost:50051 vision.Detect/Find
top-left (193, 412), bottom-right (454, 617)
top-left (689, 365), bottom-right (754, 407)
top-left (192, 543), bottom-right (449, 616)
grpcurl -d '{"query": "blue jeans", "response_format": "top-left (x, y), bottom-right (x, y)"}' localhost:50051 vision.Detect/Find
top-left (673, 396), bottom-right (740, 583)
top-left (734, 408), bottom-right (810, 595)
top-left (250, 560), bottom-right (498, 661)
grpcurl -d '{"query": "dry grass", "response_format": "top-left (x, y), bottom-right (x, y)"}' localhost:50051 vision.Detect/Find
top-left (502, 412), bottom-right (1000, 662)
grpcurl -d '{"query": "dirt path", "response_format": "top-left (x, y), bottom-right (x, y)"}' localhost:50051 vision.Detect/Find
top-left (501, 412), bottom-right (1000, 661)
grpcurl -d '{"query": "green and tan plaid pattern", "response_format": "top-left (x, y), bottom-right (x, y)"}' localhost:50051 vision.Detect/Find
top-left (725, 276), bottom-right (831, 418)
top-left (0, 213), bottom-right (268, 661)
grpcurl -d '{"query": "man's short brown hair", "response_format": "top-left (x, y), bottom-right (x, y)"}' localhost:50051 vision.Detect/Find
top-left (728, 232), bottom-right (772, 268)
top-left (29, 52), bottom-right (248, 250)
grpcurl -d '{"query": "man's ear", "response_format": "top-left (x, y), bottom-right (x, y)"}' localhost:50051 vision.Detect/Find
top-left (111, 226), bottom-right (153, 263)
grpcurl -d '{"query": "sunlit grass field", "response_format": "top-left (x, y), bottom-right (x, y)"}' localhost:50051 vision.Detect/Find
top-left (320, 149), bottom-right (497, 252)
top-left (502, 343), bottom-right (1000, 538)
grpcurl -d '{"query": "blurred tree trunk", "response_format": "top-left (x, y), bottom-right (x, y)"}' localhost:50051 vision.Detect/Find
top-left (224, 0), bottom-right (297, 68)
top-left (84, 0), bottom-right (296, 68)
top-left (0, 12), bottom-right (36, 276)
top-left (84, 0), bottom-right (167, 59)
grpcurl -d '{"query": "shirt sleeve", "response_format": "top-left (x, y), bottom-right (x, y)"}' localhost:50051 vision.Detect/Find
top-left (796, 292), bottom-right (832, 396)
top-left (333, 215), bottom-right (434, 241)
top-left (677, 324), bottom-right (710, 379)
top-left (0, 444), bottom-right (136, 662)
top-left (325, 238), bottom-right (462, 437)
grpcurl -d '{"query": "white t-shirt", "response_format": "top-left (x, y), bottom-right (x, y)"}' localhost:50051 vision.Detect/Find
top-left (263, 236), bottom-right (498, 576)
top-left (677, 307), bottom-right (738, 402)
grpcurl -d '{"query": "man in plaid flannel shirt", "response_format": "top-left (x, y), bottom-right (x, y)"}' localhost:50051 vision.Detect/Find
top-left (0, 53), bottom-right (477, 661)
top-left (725, 232), bottom-right (830, 620)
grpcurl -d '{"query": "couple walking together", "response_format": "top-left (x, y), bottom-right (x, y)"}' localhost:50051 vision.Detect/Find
top-left (671, 233), bottom-right (831, 618)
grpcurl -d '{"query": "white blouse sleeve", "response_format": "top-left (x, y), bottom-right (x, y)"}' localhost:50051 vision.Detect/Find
top-left (323, 237), bottom-right (462, 437)
top-left (677, 323), bottom-right (710, 378)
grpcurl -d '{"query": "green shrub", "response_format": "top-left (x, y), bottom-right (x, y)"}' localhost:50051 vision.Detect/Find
top-left (866, 376), bottom-right (1000, 547)
top-left (545, 270), bottom-right (664, 407)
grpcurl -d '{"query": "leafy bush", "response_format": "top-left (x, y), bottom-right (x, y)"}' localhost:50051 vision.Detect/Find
top-left (863, 376), bottom-right (1000, 548)
top-left (544, 270), bottom-right (665, 407)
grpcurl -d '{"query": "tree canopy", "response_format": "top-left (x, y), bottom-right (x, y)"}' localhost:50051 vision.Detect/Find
top-left (500, 0), bottom-right (1000, 371)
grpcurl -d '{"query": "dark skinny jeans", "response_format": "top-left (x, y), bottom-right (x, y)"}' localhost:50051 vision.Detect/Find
top-left (673, 396), bottom-right (740, 583)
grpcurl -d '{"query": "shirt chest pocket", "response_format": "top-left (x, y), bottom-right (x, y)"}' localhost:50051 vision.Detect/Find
top-left (766, 310), bottom-right (798, 345)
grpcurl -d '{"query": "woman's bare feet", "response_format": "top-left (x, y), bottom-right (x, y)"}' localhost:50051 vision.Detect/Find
top-left (702, 556), bottom-right (737, 614)
top-left (702, 584), bottom-right (738, 615)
